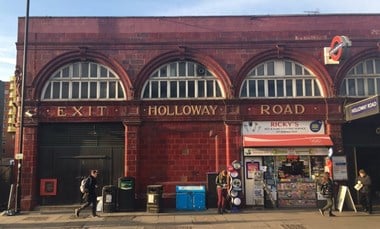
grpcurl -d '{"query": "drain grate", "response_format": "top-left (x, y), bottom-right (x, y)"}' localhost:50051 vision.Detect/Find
top-left (23, 216), bottom-right (50, 221)
top-left (281, 224), bottom-right (307, 229)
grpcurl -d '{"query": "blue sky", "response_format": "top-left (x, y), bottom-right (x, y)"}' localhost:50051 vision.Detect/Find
top-left (1, 0), bottom-right (380, 81)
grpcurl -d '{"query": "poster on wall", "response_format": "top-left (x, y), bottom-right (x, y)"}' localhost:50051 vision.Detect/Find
top-left (332, 156), bottom-right (348, 180)
top-left (246, 161), bottom-right (259, 179)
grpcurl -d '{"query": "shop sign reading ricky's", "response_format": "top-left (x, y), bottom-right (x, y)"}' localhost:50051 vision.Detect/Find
top-left (242, 120), bottom-right (325, 135)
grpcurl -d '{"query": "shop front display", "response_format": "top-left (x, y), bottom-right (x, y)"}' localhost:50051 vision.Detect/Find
top-left (243, 148), bottom-right (330, 208)
top-left (242, 121), bottom-right (333, 208)
top-left (277, 181), bottom-right (316, 208)
top-left (228, 160), bottom-right (243, 212)
top-left (276, 154), bottom-right (316, 208)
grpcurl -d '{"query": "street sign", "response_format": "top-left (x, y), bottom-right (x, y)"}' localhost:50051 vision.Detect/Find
top-left (345, 95), bottom-right (379, 121)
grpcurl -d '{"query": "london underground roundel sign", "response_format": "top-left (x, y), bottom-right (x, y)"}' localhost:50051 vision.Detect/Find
top-left (329, 35), bottom-right (351, 61)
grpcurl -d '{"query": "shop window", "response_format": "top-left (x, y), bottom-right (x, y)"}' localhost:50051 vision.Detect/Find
top-left (339, 58), bottom-right (380, 97)
top-left (41, 62), bottom-right (126, 101)
top-left (240, 59), bottom-right (323, 98)
top-left (277, 155), bottom-right (309, 180)
top-left (273, 155), bottom-right (328, 182)
top-left (141, 61), bottom-right (225, 100)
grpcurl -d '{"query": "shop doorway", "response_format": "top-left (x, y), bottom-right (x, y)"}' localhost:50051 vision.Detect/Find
top-left (356, 147), bottom-right (380, 204)
top-left (244, 157), bottom-right (264, 207)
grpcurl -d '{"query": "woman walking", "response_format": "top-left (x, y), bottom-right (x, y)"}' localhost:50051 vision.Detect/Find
top-left (319, 172), bottom-right (336, 217)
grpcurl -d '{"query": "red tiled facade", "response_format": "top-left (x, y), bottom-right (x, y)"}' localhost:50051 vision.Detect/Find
top-left (14, 15), bottom-right (380, 210)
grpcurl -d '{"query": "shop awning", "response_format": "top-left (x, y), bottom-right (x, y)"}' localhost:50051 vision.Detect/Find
top-left (243, 134), bottom-right (333, 147)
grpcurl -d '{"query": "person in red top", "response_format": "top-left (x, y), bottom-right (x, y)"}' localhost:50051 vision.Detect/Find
top-left (215, 169), bottom-right (229, 214)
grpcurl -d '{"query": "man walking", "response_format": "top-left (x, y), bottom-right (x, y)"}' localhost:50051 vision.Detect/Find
top-left (75, 169), bottom-right (100, 217)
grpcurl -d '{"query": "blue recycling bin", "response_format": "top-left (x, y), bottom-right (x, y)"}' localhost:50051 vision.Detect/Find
top-left (176, 185), bottom-right (206, 211)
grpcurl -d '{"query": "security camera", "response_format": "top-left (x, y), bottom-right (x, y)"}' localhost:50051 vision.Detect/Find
top-left (25, 110), bottom-right (34, 118)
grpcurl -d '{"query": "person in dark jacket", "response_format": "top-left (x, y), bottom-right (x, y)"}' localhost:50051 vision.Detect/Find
top-left (356, 169), bottom-right (372, 214)
top-left (75, 169), bottom-right (99, 217)
top-left (318, 172), bottom-right (336, 217)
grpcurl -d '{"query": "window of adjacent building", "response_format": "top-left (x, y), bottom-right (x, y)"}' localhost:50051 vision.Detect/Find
top-left (41, 62), bottom-right (126, 100)
top-left (240, 60), bottom-right (323, 98)
top-left (339, 58), bottom-right (380, 97)
top-left (141, 61), bottom-right (224, 99)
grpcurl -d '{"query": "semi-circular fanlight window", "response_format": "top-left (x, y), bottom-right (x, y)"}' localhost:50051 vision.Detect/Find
top-left (141, 61), bottom-right (224, 100)
top-left (240, 59), bottom-right (323, 98)
top-left (339, 58), bottom-right (380, 97)
top-left (41, 62), bottom-right (126, 101)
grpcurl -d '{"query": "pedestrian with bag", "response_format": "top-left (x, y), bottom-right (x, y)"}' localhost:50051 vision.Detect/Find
top-left (356, 169), bottom-right (372, 214)
top-left (75, 169), bottom-right (100, 218)
top-left (318, 172), bottom-right (336, 217)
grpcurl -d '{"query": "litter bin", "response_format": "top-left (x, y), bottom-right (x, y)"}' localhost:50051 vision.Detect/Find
top-left (147, 185), bottom-right (163, 213)
top-left (102, 185), bottom-right (116, 213)
top-left (117, 177), bottom-right (135, 211)
top-left (206, 172), bottom-right (218, 208)
top-left (176, 185), bottom-right (206, 211)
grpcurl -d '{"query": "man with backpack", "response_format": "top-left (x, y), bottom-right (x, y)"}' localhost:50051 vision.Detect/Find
top-left (75, 169), bottom-right (99, 218)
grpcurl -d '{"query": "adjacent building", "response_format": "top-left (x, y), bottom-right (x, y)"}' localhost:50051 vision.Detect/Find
top-left (14, 15), bottom-right (380, 210)
top-left (0, 78), bottom-right (17, 209)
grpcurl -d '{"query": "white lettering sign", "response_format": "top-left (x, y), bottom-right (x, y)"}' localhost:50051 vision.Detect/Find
top-left (147, 105), bottom-right (217, 116)
top-left (242, 120), bottom-right (325, 135)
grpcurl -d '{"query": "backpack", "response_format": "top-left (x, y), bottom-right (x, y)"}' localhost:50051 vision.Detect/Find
top-left (80, 177), bottom-right (89, 193)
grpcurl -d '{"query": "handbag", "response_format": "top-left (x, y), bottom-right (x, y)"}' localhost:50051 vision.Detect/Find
top-left (321, 183), bottom-right (332, 197)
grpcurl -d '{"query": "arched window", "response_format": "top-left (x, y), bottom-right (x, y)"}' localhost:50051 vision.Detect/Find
top-left (141, 61), bottom-right (224, 99)
top-left (339, 58), bottom-right (380, 97)
top-left (41, 62), bottom-right (126, 100)
top-left (240, 59), bottom-right (323, 98)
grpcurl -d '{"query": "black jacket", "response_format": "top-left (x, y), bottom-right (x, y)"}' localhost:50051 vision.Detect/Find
top-left (356, 175), bottom-right (371, 194)
top-left (216, 174), bottom-right (227, 188)
top-left (84, 175), bottom-right (98, 201)
top-left (321, 178), bottom-right (333, 198)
